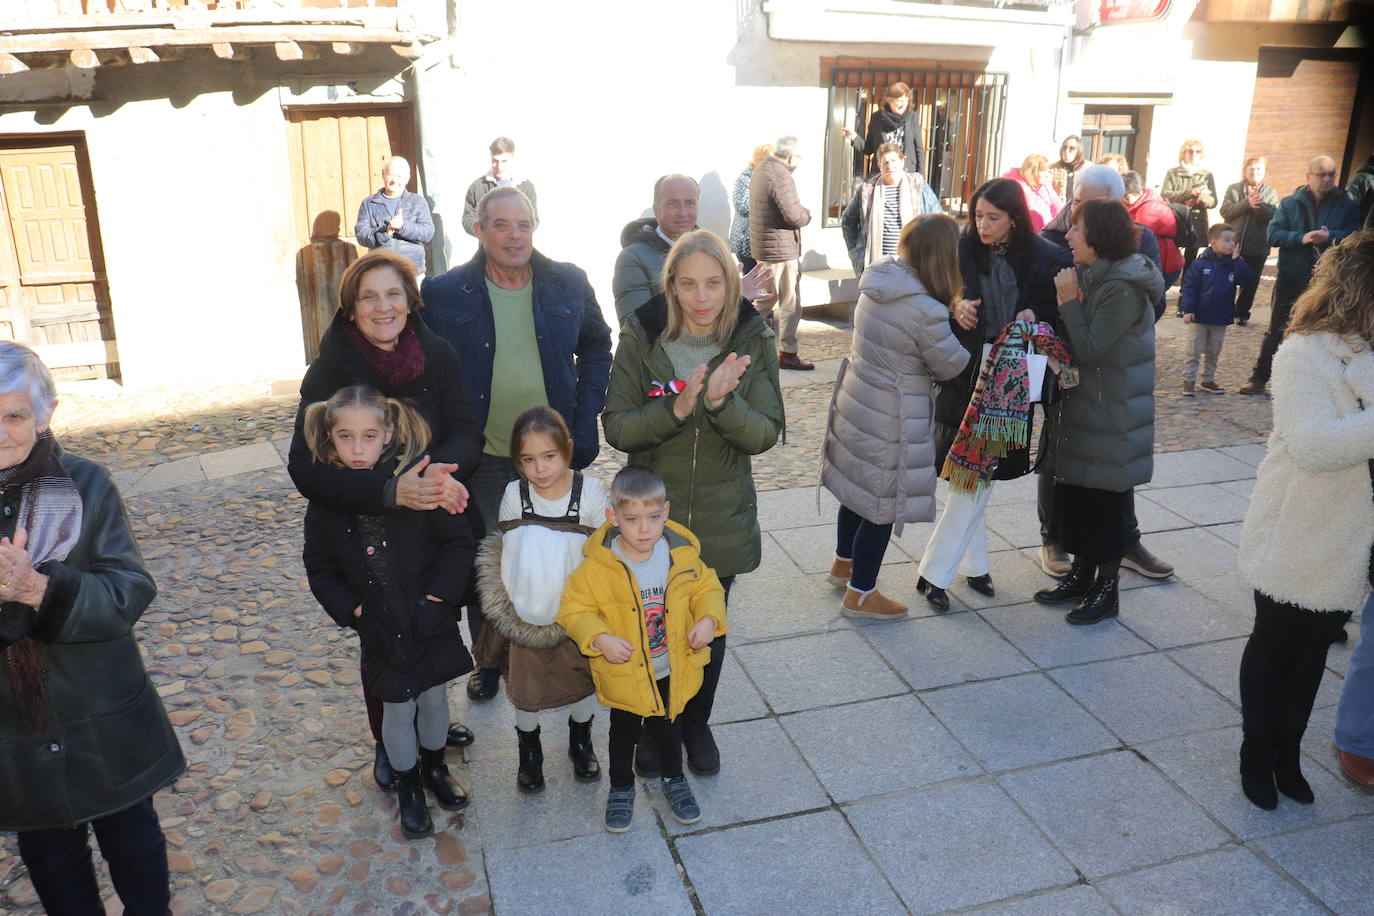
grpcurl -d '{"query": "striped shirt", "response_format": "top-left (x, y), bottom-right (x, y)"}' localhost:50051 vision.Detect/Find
top-left (881, 184), bottom-right (902, 256)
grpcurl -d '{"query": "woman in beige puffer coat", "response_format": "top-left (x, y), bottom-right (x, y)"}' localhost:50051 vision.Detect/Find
top-left (822, 214), bottom-right (970, 620)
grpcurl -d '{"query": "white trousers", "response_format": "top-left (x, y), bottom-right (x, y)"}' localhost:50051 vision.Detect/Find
top-left (917, 483), bottom-right (994, 589)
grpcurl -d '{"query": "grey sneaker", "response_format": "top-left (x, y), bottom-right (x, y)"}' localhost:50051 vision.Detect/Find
top-left (604, 785), bottom-right (635, 833)
top-left (661, 775), bottom-right (701, 825)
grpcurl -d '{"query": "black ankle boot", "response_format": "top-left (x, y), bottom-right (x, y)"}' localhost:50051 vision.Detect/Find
top-left (517, 726), bottom-right (545, 793)
top-left (373, 741), bottom-right (396, 792)
top-left (1035, 558), bottom-right (1092, 605)
top-left (1239, 734), bottom-right (1278, 810)
top-left (1065, 574), bottom-right (1119, 625)
top-left (419, 746), bottom-right (469, 811)
top-left (917, 577), bottom-right (949, 612)
top-left (1274, 728), bottom-right (1314, 804)
top-left (394, 765), bottom-right (433, 839)
top-left (568, 716), bottom-right (601, 782)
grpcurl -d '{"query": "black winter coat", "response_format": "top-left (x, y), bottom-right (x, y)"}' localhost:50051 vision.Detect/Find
top-left (854, 107), bottom-right (927, 176)
top-left (0, 449), bottom-right (184, 831)
top-left (303, 495), bottom-right (475, 702)
top-left (931, 231), bottom-right (1068, 478)
top-left (288, 313), bottom-right (484, 515)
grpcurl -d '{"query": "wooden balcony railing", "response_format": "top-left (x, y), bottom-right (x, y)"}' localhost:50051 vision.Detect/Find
top-left (0, 0), bottom-right (435, 73)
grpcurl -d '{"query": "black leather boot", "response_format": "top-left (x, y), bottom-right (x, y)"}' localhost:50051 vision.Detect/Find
top-left (446, 723), bottom-right (475, 748)
top-left (917, 577), bottom-right (949, 612)
top-left (1274, 728), bottom-right (1315, 804)
top-left (1034, 557), bottom-right (1092, 605)
top-left (634, 725), bottom-right (661, 778)
top-left (466, 667), bottom-right (500, 701)
top-left (394, 764), bottom-right (434, 839)
top-left (419, 746), bottom-right (469, 811)
top-left (1239, 734), bottom-right (1278, 810)
top-left (373, 741), bottom-right (396, 792)
top-left (516, 726), bottom-right (545, 793)
top-left (1065, 574), bottom-right (1119, 625)
top-left (568, 716), bottom-right (601, 782)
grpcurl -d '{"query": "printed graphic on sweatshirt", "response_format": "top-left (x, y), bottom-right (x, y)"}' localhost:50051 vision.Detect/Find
top-left (640, 582), bottom-right (667, 666)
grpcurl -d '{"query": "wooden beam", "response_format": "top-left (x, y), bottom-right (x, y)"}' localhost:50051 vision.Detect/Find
top-left (0, 27), bottom-right (411, 56)
top-left (390, 43), bottom-right (422, 60)
top-left (331, 42), bottom-right (362, 56)
top-left (127, 47), bottom-right (159, 65)
top-left (69, 48), bottom-right (100, 69)
top-left (0, 52), bottom-right (28, 75)
top-left (211, 42), bottom-right (247, 61)
top-left (273, 41), bottom-right (318, 62)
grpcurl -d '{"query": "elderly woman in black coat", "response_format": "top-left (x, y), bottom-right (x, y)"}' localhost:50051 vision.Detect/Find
top-left (0, 341), bottom-right (184, 914)
top-left (287, 250), bottom-right (485, 788)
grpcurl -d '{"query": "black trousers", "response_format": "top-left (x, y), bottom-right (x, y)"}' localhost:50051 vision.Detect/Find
top-left (17, 796), bottom-right (170, 916)
top-left (680, 575), bottom-right (732, 741)
top-left (1239, 591), bottom-right (1346, 738)
top-left (1038, 472), bottom-right (1140, 550)
top-left (1248, 275), bottom-right (1305, 386)
top-left (1233, 253), bottom-right (1268, 323)
top-left (610, 676), bottom-right (684, 787)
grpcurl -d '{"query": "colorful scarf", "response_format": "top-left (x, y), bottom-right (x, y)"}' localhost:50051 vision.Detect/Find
top-left (344, 319), bottom-right (426, 387)
top-left (1, 431), bottom-right (83, 731)
top-left (941, 320), bottom-right (1078, 497)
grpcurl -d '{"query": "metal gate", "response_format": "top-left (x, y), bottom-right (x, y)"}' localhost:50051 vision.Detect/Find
top-left (824, 67), bottom-right (1009, 225)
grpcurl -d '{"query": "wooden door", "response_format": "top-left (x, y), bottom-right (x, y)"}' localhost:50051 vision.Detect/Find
top-left (286, 104), bottom-right (418, 362)
top-left (1246, 49), bottom-right (1361, 198)
top-left (1082, 106), bottom-right (1139, 169)
top-left (0, 140), bottom-right (117, 381)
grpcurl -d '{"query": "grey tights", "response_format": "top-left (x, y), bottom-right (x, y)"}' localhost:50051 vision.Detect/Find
top-left (514, 695), bottom-right (598, 733)
top-left (381, 684), bottom-right (449, 771)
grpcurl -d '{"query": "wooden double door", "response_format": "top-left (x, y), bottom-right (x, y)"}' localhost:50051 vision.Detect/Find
top-left (0, 138), bottom-right (117, 381)
top-left (286, 104), bottom-right (418, 362)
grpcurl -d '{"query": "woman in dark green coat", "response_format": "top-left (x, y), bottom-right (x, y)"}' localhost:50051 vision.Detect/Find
top-left (603, 229), bottom-right (783, 777)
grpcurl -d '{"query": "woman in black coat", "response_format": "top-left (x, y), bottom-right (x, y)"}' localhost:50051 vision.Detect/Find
top-left (287, 250), bottom-right (484, 787)
top-left (917, 178), bottom-right (1068, 610)
top-left (842, 81), bottom-right (927, 176)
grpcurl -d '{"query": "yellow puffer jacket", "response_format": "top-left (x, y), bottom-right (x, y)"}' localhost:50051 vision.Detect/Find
top-left (557, 520), bottom-right (728, 719)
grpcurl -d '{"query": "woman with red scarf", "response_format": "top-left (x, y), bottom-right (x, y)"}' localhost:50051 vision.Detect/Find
top-left (287, 250), bottom-right (484, 791)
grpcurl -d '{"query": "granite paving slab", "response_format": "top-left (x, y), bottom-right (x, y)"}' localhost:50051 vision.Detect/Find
top-left (1217, 443), bottom-right (1268, 466)
top-left (1129, 493), bottom-right (1196, 534)
top-left (1188, 572), bottom-right (1257, 617)
top-left (941, 549), bottom-right (1057, 611)
top-left (771, 523), bottom-right (907, 574)
top-left (712, 649), bottom-right (770, 724)
top-left (780, 695), bottom-right (980, 802)
top-left (975, 885), bottom-right (1117, 915)
top-left (486, 830), bottom-right (693, 915)
top-left (125, 454), bottom-right (205, 495)
top-left (1256, 818), bottom-right (1374, 915)
top-left (1139, 483), bottom-right (1252, 526)
top-left (199, 441), bottom-right (284, 480)
top-left (865, 611), bottom-right (1036, 690)
top-left (1096, 847), bottom-right (1327, 915)
top-left (1131, 526), bottom-right (1239, 580)
top-left (723, 573), bottom-right (856, 643)
top-left (1147, 448), bottom-right (1257, 489)
top-left (1114, 581), bottom-right (1254, 649)
top-left (676, 810), bottom-right (906, 916)
top-left (733, 630), bottom-right (906, 713)
top-left (1205, 521), bottom-right (1244, 545)
top-left (921, 672), bottom-right (1119, 772)
top-left (1218, 477), bottom-right (1256, 499)
top-left (1050, 653), bottom-right (1240, 744)
top-left (754, 485), bottom-right (838, 532)
top-left (985, 502), bottom-right (1047, 549)
top-left (749, 533), bottom-right (807, 580)
top-left (845, 781), bottom-right (1077, 914)
top-left (1168, 638), bottom-right (1343, 710)
top-left (979, 600), bottom-right (1155, 669)
top-left (1137, 727), bottom-right (1374, 841)
top-left (999, 751), bottom-right (1228, 879)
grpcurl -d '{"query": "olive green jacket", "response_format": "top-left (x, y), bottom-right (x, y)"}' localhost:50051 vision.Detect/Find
top-left (603, 295), bottom-right (784, 577)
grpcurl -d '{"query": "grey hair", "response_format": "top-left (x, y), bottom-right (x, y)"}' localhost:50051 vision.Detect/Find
top-left (773, 136), bottom-right (800, 159)
top-left (476, 186), bottom-right (538, 230)
top-left (0, 341), bottom-right (57, 428)
top-left (653, 173), bottom-right (699, 205)
top-left (609, 464), bottom-right (667, 509)
top-left (381, 155), bottom-right (410, 176)
top-left (1074, 164), bottom-right (1125, 202)
top-left (1121, 170), bottom-right (1145, 196)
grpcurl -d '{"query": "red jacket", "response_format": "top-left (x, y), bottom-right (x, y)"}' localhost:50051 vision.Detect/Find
top-left (1126, 189), bottom-right (1184, 276)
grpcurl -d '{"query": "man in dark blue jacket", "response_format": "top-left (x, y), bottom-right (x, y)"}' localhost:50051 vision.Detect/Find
top-left (1239, 155), bottom-right (1361, 394)
top-left (354, 157), bottom-right (435, 279)
top-left (420, 186), bottom-right (612, 699)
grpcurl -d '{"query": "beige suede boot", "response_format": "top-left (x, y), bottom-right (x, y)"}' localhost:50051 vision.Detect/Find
top-left (826, 557), bottom-right (852, 588)
top-left (841, 586), bottom-right (908, 620)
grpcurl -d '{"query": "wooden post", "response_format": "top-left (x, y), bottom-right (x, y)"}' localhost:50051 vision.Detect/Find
top-left (211, 43), bottom-right (248, 61)
top-left (274, 42), bottom-right (319, 62)
top-left (70, 48), bottom-right (100, 69)
top-left (331, 42), bottom-right (361, 56)
top-left (0, 53), bottom-right (28, 75)
top-left (127, 47), bottom-right (159, 65)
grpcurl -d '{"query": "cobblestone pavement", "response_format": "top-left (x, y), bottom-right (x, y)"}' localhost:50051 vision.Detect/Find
top-left (6, 289), bottom-right (1352, 916)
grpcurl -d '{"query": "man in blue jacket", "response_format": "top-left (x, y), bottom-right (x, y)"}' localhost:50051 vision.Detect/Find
top-left (1239, 155), bottom-right (1361, 394)
top-left (420, 186), bottom-right (612, 699)
top-left (354, 156), bottom-right (435, 279)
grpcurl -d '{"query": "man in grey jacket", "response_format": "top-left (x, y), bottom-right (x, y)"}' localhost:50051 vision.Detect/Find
top-left (611, 174), bottom-right (699, 321)
top-left (354, 156), bottom-right (435, 279)
top-left (461, 137), bottom-right (539, 237)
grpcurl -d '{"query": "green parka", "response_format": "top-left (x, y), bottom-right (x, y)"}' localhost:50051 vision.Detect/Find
top-left (603, 295), bottom-right (784, 578)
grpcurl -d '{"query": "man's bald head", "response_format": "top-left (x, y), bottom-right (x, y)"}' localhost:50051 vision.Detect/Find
top-left (1306, 155), bottom-right (1338, 198)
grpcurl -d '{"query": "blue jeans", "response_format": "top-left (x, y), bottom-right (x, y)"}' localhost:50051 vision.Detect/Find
top-left (1335, 592), bottom-right (1374, 758)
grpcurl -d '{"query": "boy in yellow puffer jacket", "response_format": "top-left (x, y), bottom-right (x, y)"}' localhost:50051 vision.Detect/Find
top-left (558, 465), bottom-right (728, 833)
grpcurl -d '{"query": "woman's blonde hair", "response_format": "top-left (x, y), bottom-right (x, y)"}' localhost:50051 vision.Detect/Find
top-left (662, 230), bottom-right (743, 346)
top-left (302, 385), bottom-right (431, 475)
top-left (898, 213), bottom-right (962, 308)
top-left (1286, 229), bottom-right (1374, 350)
top-left (748, 144), bottom-right (774, 169)
top-left (1178, 138), bottom-right (1205, 161)
top-left (1098, 153), bottom-right (1129, 174)
top-left (1020, 154), bottom-right (1049, 186)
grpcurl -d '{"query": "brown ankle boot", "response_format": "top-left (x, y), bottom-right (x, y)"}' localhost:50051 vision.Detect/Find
top-left (827, 557), bottom-right (852, 587)
top-left (841, 587), bottom-right (908, 620)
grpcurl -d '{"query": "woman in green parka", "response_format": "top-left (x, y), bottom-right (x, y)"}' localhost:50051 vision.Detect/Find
top-left (603, 229), bottom-right (783, 778)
